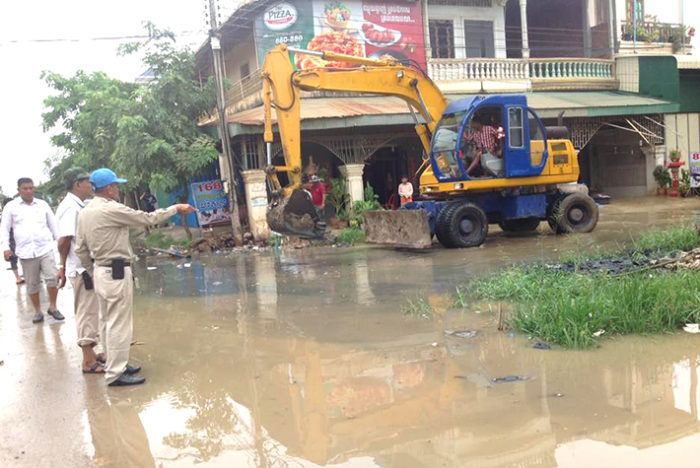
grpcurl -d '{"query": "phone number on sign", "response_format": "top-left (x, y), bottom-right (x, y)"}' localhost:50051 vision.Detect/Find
top-left (275, 34), bottom-right (304, 45)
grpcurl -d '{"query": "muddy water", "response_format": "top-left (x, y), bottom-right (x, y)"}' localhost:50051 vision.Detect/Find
top-left (2, 197), bottom-right (700, 468)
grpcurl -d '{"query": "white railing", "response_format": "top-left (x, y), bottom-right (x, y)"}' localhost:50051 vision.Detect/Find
top-left (427, 57), bottom-right (616, 88)
top-left (428, 58), bottom-right (529, 81)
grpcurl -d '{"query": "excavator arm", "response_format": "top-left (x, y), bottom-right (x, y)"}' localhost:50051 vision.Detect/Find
top-left (262, 44), bottom-right (448, 237)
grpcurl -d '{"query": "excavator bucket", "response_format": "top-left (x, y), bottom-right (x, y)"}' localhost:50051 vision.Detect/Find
top-left (363, 209), bottom-right (432, 249)
top-left (267, 189), bottom-right (326, 239)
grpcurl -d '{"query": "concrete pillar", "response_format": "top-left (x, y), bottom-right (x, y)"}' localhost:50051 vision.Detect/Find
top-left (340, 164), bottom-right (365, 204)
top-left (519, 0), bottom-right (530, 59)
top-left (242, 169), bottom-right (270, 241)
top-left (582, 0), bottom-right (592, 58)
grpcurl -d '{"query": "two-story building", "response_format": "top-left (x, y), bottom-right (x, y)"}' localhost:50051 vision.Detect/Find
top-left (196, 0), bottom-right (692, 238)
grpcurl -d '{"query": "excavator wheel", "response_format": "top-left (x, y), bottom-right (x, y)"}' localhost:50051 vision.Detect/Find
top-left (499, 217), bottom-right (541, 233)
top-left (549, 193), bottom-right (598, 234)
top-left (439, 201), bottom-right (488, 248)
top-left (434, 202), bottom-right (459, 248)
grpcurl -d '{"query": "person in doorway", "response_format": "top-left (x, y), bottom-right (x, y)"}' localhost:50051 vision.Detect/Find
top-left (464, 116), bottom-right (503, 177)
top-left (398, 176), bottom-right (413, 205)
top-left (75, 168), bottom-right (196, 387)
top-left (55, 167), bottom-right (107, 374)
top-left (309, 175), bottom-right (327, 216)
top-left (0, 178), bottom-right (63, 324)
top-left (2, 197), bottom-right (24, 285)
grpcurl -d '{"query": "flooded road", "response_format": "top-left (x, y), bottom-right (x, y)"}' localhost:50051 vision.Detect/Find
top-left (2, 197), bottom-right (700, 468)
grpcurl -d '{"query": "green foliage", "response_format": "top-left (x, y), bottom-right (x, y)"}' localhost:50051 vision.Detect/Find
top-left (327, 178), bottom-right (351, 220)
top-left (353, 183), bottom-right (383, 225)
top-left (335, 227), bottom-right (365, 245)
top-left (464, 225), bottom-right (700, 348)
top-left (652, 165), bottom-right (672, 189)
top-left (632, 224), bottom-right (699, 254)
top-left (679, 168), bottom-right (691, 197)
top-left (40, 23), bottom-right (218, 203)
top-left (401, 294), bottom-right (433, 319)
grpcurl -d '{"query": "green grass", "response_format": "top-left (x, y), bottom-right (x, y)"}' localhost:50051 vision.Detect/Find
top-left (401, 295), bottom-right (433, 319)
top-left (335, 227), bottom-right (366, 245)
top-left (145, 232), bottom-right (191, 250)
top-left (631, 224), bottom-right (699, 255)
top-left (463, 224), bottom-right (700, 349)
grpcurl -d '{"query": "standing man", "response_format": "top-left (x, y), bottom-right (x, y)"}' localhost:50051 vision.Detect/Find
top-left (56, 168), bottom-right (106, 374)
top-left (1, 178), bottom-right (63, 323)
top-left (75, 168), bottom-right (195, 387)
top-left (309, 175), bottom-right (326, 216)
top-left (398, 176), bottom-right (414, 206)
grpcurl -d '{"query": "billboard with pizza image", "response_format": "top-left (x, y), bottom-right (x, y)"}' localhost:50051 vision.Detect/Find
top-left (256, 0), bottom-right (425, 71)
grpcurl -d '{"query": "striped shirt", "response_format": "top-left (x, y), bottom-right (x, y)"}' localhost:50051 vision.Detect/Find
top-left (465, 125), bottom-right (499, 154)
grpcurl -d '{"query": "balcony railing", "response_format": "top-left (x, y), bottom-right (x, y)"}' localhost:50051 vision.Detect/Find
top-left (428, 57), bottom-right (617, 91)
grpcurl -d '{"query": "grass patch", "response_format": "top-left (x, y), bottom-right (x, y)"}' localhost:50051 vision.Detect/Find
top-left (632, 224), bottom-right (699, 255)
top-left (145, 232), bottom-right (191, 250)
top-left (335, 227), bottom-right (366, 245)
top-left (463, 224), bottom-right (700, 349)
top-left (401, 295), bottom-right (433, 319)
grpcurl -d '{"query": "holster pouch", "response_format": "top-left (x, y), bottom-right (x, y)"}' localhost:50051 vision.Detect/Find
top-left (111, 259), bottom-right (125, 280)
top-left (81, 271), bottom-right (94, 290)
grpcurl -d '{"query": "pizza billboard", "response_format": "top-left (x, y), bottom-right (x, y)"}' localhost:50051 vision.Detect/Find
top-left (255, 0), bottom-right (425, 71)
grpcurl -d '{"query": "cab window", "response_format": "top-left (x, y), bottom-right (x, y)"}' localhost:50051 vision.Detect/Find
top-left (508, 107), bottom-right (524, 148)
top-left (431, 111), bottom-right (466, 179)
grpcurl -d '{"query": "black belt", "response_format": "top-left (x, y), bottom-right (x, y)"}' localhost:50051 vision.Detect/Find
top-left (98, 261), bottom-right (131, 267)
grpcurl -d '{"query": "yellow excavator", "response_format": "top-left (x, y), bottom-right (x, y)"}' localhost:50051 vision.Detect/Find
top-left (262, 44), bottom-right (598, 248)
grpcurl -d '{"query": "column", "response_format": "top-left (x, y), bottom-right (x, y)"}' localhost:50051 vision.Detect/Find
top-left (582, 0), bottom-right (592, 58)
top-left (242, 169), bottom-right (270, 241)
top-left (340, 164), bottom-right (365, 204)
top-left (519, 0), bottom-right (530, 59)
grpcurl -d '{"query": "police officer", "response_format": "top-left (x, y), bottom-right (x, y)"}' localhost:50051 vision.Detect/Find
top-left (75, 168), bottom-right (195, 387)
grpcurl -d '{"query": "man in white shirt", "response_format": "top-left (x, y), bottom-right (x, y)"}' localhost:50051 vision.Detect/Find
top-left (0, 177), bottom-right (63, 323)
top-left (56, 168), bottom-right (105, 373)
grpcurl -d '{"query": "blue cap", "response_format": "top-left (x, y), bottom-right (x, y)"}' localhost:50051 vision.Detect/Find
top-left (90, 168), bottom-right (128, 189)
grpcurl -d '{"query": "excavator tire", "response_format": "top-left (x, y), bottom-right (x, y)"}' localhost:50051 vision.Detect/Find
top-left (267, 189), bottom-right (326, 239)
top-left (499, 217), bottom-right (541, 233)
top-left (550, 193), bottom-right (598, 234)
top-left (441, 202), bottom-right (488, 248)
top-left (434, 202), bottom-right (459, 248)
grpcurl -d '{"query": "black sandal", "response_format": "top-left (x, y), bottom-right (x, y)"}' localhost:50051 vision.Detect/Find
top-left (82, 362), bottom-right (105, 374)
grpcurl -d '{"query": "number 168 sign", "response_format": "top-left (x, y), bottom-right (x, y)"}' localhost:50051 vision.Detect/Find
top-left (191, 179), bottom-right (230, 226)
top-left (690, 152), bottom-right (700, 188)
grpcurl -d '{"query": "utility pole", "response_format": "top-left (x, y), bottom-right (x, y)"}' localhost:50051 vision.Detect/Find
top-left (207, 0), bottom-right (243, 246)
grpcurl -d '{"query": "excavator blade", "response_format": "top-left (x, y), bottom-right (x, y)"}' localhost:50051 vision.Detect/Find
top-left (363, 209), bottom-right (432, 249)
top-left (267, 189), bottom-right (326, 239)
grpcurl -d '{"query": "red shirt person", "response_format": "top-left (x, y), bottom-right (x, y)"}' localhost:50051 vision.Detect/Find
top-left (309, 175), bottom-right (326, 210)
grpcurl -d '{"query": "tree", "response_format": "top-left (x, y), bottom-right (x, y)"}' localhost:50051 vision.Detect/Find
top-left (42, 24), bottom-right (221, 239)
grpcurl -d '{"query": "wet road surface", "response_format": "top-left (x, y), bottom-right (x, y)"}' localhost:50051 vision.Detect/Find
top-left (2, 197), bottom-right (700, 468)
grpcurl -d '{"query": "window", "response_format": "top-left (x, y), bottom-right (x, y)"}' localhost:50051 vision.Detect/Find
top-left (240, 62), bottom-right (250, 81)
top-left (432, 112), bottom-right (466, 179)
top-left (508, 108), bottom-right (524, 148)
top-left (429, 20), bottom-right (455, 59)
top-left (464, 20), bottom-right (494, 58)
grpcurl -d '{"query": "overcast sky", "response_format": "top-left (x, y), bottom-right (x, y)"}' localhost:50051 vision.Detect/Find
top-left (0, 0), bottom-right (697, 197)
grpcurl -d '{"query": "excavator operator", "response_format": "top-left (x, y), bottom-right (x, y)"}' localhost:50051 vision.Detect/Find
top-left (463, 115), bottom-right (504, 178)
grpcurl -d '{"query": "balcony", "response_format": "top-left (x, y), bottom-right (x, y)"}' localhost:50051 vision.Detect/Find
top-left (427, 57), bottom-right (617, 92)
top-left (618, 20), bottom-right (693, 55)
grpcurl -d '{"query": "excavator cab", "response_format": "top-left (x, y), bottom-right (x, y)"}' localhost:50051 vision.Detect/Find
top-left (429, 95), bottom-right (549, 183)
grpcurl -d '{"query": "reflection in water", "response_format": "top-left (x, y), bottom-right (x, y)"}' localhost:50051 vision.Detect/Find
top-left (120, 199), bottom-right (700, 467)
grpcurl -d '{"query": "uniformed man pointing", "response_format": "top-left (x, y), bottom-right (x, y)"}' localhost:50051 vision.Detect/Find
top-left (75, 168), bottom-right (196, 387)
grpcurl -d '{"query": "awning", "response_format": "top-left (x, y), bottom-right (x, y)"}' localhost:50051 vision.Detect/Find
top-left (217, 91), bottom-right (678, 136)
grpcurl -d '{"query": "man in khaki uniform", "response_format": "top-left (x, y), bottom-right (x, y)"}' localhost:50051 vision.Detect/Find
top-left (56, 167), bottom-right (106, 374)
top-left (76, 168), bottom-right (195, 387)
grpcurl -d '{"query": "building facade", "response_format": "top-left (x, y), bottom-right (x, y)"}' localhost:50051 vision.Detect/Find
top-left (195, 0), bottom-right (695, 237)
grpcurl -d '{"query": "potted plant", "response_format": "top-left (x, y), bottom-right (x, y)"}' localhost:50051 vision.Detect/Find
top-left (653, 165), bottom-right (672, 195)
top-left (679, 168), bottom-right (691, 197)
top-left (669, 149), bottom-right (682, 163)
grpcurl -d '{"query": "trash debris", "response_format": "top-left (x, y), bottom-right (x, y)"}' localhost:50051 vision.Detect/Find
top-left (146, 266), bottom-right (158, 271)
top-left (593, 329), bottom-right (606, 337)
top-left (492, 375), bottom-right (530, 384)
top-left (183, 263), bottom-right (191, 268)
top-left (444, 329), bottom-right (478, 339)
top-left (431, 342), bottom-right (438, 347)
top-left (212, 281), bottom-right (223, 286)
top-left (683, 323), bottom-right (700, 334)
top-left (532, 341), bottom-right (551, 350)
